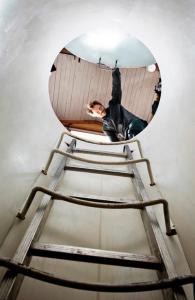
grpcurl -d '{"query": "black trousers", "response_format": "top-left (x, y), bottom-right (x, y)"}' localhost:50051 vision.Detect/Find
top-left (126, 118), bottom-right (148, 139)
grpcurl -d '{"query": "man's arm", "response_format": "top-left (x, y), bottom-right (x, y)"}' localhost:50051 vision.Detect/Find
top-left (152, 100), bottom-right (159, 115)
top-left (111, 68), bottom-right (122, 104)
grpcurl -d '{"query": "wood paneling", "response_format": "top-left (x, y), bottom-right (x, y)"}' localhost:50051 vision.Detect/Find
top-left (49, 53), bottom-right (160, 123)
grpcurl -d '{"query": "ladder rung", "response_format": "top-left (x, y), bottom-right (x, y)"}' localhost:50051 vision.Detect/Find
top-left (73, 148), bottom-right (127, 158)
top-left (67, 193), bottom-right (133, 203)
top-left (30, 243), bottom-right (162, 270)
top-left (65, 165), bottom-right (134, 178)
top-left (0, 257), bottom-right (193, 294)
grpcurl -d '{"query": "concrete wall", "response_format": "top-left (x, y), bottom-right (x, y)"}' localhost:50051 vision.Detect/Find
top-left (0, 0), bottom-right (195, 282)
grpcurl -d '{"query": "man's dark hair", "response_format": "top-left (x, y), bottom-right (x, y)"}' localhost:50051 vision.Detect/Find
top-left (87, 100), bottom-right (103, 115)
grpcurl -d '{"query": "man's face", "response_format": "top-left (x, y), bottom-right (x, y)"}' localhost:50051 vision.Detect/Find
top-left (91, 104), bottom-right (106, 118)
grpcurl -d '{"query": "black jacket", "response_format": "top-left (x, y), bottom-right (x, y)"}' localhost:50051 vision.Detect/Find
top-left (102, 68), bottom-right (145, 141)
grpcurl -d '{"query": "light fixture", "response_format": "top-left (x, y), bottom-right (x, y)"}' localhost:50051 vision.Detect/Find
top-left (83, 29), bottom-right (128, 50)
top-left (147, 64), bottom-right (156, 72)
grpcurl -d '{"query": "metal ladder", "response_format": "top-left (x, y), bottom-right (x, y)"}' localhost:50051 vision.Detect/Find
top-left (0, 133), bottom-right (194, 300)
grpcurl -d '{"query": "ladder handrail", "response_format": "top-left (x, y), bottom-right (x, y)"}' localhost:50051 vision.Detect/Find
top-left (42, 149), bottom-right (155, 185)
top-left (56, 131), bottom-right (143, 157)
top-left (0, 257), bottom-right (194, 294)
top-left (17, 186), bottom-right (176, 236)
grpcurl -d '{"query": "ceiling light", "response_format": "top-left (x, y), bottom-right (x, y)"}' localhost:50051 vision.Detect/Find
top-left (83, 30), bottom-right (128, 50)
top-left (147, 64), bottom-right (156, 72)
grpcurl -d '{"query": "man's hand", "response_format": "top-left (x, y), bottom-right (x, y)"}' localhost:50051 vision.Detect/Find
top-left (117, 133), bottom-right (125, 141)
top-left (112, 67), bottom-right (119, 73)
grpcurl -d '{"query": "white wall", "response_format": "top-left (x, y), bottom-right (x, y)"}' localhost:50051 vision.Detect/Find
top-left (0, 0), bottom-right (195, 278)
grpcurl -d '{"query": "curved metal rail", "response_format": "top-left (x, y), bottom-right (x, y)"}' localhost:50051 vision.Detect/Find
top-left (41, 149), bottom-right (155, 185)
top-left (56, 131), bottom-right (143, 157)
top-left (17, 186), bottom-right (176, 236)
top-left (0, 257), bottom-right (194, 294)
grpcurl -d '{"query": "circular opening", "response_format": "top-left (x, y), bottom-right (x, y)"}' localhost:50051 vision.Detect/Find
top-left (49, 32), bottom-right (161, 143)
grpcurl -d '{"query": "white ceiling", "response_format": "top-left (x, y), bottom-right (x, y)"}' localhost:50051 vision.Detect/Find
top-left (66, 32), bottom-right (156, 68)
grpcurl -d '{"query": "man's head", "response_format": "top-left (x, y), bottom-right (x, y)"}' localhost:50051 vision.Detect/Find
top-left (87, 101), bottom-right (106, 118)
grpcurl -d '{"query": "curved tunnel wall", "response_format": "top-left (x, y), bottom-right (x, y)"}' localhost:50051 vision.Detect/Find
top-left (0, 0), bottom-right (195, 273)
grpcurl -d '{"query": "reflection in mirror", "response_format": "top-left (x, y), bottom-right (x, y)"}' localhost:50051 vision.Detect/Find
top-left (49, 34), bottom-right (161, 142)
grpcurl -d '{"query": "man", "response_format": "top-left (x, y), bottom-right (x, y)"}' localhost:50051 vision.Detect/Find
top-left (87, 68), bottom-right (148, 142)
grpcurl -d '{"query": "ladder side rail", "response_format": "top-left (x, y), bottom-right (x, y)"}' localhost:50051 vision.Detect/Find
top-left (124, 145), bottom-right (188, 300)
top-left (0, 140), bottom-right (76, 300)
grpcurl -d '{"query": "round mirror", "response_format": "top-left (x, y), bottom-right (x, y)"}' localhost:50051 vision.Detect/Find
top-left (49, 32), bottom-right (161, 143)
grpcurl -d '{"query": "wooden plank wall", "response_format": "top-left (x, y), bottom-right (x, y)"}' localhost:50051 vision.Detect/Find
top-left (49, 53), bottom-right (160, 122)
